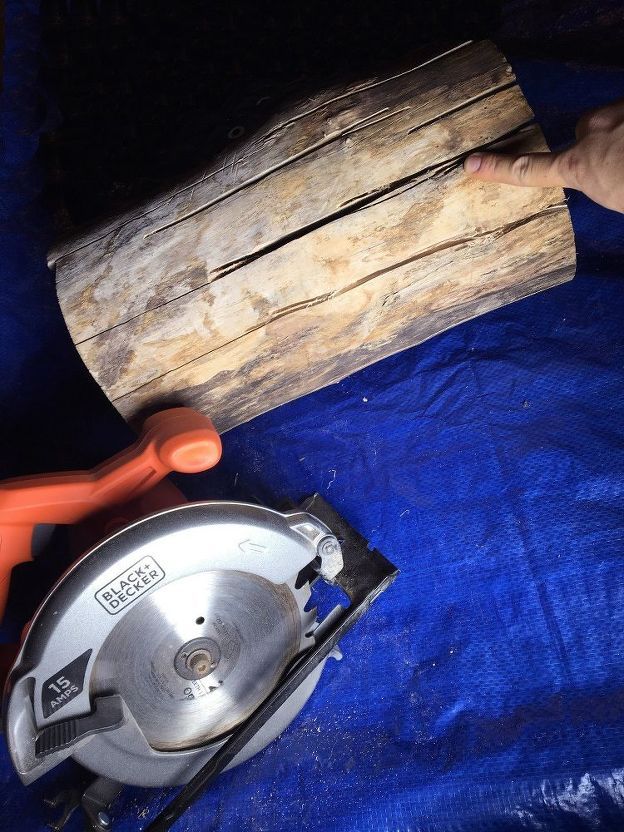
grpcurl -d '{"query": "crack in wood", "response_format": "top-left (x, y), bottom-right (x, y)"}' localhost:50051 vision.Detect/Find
top-left (261, 40), bottom-right (474, 137)
top-left (143, 73), bottom-right (519, 242)
top-left (76, 117), bottom-right (541, 347)
top-left (52, 42), bottom-right (480, 268)
top-left (406, 79), bottom-right (517, 135)
top-left (51, 143), bottom-right (272, 272)
top-left (209, 120), bottom-right (539, 279)
top-left (110, 205), bottom-right (567, 403)
top-left (143, 106), bottom-right (413, 239)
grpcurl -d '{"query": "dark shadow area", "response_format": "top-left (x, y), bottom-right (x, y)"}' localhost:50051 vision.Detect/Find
top-left (40, 0), bottom-right (501, 229)
top-left (40, 0), bottom-right (624, 234)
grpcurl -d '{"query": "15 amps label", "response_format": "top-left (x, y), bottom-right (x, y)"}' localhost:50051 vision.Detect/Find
top-left (42, 650), bottom-right (92, 717)
top-left (95, 556), bottom-right (165, 614)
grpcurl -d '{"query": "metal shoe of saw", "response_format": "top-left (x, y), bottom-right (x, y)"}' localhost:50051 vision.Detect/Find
top-left (0, 408), bottom-right (397, 831)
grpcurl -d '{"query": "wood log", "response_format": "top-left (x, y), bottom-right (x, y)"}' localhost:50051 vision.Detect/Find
top-left (50, 40), bottom-right (576, 432)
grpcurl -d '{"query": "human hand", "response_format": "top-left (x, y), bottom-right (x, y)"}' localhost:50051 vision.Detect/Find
top-left (463, 98), bottom-right (624, 213)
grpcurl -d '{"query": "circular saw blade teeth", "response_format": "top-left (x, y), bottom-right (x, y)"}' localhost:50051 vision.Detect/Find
top-left (303, 608), bottom-right (318, 633)
top-left (285, 576), bottom-right (311, 604)
top-left (285, 575), bottom-right (316, 649)
top-left (299, 607), bottom-right (318, 649)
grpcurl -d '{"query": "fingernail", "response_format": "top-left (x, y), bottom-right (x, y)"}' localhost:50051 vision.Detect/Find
top-left (464, 153), bottom-right (483, 173)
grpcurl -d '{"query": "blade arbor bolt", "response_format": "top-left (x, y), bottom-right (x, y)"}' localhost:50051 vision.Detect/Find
top-left (175, 637), bottom-right (221, 680)
top-left (186, 649), bottom-right (216, 678)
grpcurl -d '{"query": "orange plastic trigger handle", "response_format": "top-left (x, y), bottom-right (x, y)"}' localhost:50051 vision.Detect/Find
top-left (0, 407), bottom-right (222, 622)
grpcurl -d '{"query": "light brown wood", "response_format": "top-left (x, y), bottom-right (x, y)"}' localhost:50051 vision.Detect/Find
top-left (51, 40), bottom-right (576, 432)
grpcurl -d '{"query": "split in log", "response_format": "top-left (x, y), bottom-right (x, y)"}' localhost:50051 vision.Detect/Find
top-left (50, 40), bottom-right (576, 432)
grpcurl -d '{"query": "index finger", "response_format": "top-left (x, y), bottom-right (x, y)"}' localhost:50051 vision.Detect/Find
top-left (464, 151), bottom-right (566, 188)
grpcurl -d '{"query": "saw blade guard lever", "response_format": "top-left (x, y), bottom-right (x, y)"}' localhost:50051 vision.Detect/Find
top-left (0, 407), bottom-right (222, 622)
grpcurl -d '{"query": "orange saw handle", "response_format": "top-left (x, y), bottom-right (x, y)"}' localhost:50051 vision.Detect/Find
top-left (0, 407), bottom-right (222, 622)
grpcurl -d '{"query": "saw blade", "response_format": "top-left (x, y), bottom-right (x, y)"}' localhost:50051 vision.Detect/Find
top-left (89, 569), bottom-right (312, 751)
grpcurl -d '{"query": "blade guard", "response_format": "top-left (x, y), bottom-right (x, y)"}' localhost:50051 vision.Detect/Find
top-left (0, 408), bottom-right (222, 624)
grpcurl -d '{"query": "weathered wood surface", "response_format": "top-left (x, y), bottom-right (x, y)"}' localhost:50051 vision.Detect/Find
top-left (51, 40), bottom-right (576, 432)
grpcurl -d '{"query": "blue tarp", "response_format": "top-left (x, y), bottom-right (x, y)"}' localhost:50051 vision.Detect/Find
top-left (2, 2), bottom-right (624, 830)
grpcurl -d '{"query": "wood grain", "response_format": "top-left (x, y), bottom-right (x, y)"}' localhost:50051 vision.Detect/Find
top-left (51, 40), bottom-right (576, 432)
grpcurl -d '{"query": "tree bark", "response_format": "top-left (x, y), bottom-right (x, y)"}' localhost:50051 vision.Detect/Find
top-left (51, 40), bottom-right (576, 432)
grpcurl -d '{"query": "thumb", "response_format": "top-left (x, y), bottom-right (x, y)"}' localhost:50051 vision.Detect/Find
top-left (464, 151), bottom-right (565, 188)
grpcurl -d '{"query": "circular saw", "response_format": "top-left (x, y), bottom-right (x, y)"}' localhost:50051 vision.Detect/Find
top-left (0, 408), bottom-right (397, 831)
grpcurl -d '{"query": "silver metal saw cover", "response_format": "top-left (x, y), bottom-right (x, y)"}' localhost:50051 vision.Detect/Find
top-left (4, 501), bottom-right (342, 787)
